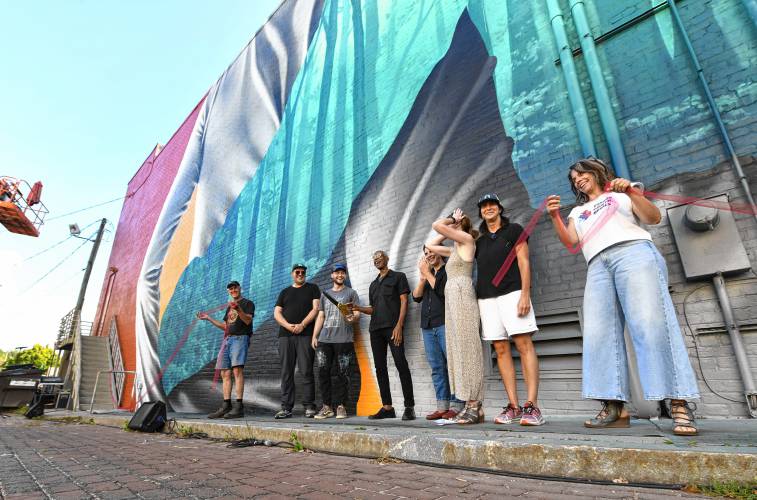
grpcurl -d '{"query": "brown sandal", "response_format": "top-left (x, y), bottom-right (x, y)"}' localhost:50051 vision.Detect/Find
top-left (584, 400), bottom-right (630, 428)
top-left (455, 402), bottom-right (483, 424)
top-left (670, 400), bottom-right (698, 436)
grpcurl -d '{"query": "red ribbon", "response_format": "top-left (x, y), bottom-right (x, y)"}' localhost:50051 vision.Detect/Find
top-left (492, 187), bottom-right (757, 287)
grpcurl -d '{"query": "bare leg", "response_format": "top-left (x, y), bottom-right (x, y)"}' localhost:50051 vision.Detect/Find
top-left (512, 333), bottom-right (539, 405)
top-left (221, 369), bottom-right (232, 400)
top-left (232, 366), bottom-right (245, 399)
top-left (492, 340), bottom-right (519, 407)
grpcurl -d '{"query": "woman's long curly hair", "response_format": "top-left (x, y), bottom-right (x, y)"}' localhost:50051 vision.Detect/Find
top-left (569, 157), bottom-right (615, 205)
top-left (460, 215), bottom-right (479, 240)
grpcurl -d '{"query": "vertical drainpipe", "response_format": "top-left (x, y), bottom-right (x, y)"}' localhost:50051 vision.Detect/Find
top-left (741, 0), bottom-right (757, 28)
top-left (667, 0), bottom-right (757, 225)
top-left (546, 0), bottom-right (597, 157)
top-left (568, 0), bottom-right (631, 179)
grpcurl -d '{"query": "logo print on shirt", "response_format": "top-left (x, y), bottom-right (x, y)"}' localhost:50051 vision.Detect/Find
top-left (578, 210), bottom-right (592, 221)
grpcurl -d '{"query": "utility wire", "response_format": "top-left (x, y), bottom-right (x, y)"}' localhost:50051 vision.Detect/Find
top-left (19, 235), bottom-right (73, 262)
top-left (46, 196), bottom-right (125, 221)
top-left (23, 233), bottom-right (94, 292)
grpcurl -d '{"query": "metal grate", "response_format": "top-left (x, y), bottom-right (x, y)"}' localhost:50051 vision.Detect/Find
top-left (107, 317), bottom-right (126, 405)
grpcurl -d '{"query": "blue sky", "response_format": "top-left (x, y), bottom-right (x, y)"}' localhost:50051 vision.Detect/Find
top-left (0, 0), bottom-right (282, 351)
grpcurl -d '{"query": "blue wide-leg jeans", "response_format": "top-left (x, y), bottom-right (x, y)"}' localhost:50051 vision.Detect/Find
top-left (582, 240), bottom-right (700, 401)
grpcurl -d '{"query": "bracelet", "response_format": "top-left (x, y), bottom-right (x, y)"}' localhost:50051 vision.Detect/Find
top-left (448, 215), bottom-right (456, 223)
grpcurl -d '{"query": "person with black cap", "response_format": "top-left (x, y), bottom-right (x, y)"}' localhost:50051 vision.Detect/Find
top-left (476, 193), bottom-right (544, 426)
top-left (273, 263), bottom-right (321, 419)
top-left (311, 264), bottom-right (360, 419)
top-left (197, 280), bottom-right (255, 419)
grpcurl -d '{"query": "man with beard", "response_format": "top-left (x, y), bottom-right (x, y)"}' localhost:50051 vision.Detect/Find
top-left (273, 264), bottom-right (321, 419)
top-left (311, 264), bottom-right (360, 419)
top-left (197, 280), bottom-right (255, 419)
top-left (350, 250), bottom-right (415, 420)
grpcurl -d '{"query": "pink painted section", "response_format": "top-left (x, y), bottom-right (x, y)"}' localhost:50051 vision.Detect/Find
top-left (91, 98), bottom-right (205, 409)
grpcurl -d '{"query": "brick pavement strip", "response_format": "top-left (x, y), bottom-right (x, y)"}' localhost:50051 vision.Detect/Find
top-left (0, 415), bottom-right (709, 499)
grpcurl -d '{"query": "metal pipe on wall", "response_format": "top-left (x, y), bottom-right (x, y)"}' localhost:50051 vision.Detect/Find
top-left (712, 273), bottom-right (757, 417)
top-left (741, 0), bottom-right (757, 28)
top-left (546, 0), bottom-right (597, 157)
top-left (667, 0), bottom-right (757, 225)
top-left (568, 0), bottom-right (631, 179)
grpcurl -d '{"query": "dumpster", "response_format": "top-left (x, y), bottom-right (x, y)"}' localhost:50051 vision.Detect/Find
top-left (0, 364), bottom-right (44, 408)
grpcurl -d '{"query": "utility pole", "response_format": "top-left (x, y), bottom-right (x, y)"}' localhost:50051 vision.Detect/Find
top-left (74, 218), bottom-right (107, 315)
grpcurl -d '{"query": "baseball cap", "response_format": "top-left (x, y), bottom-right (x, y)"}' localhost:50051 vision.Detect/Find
top-left (477, 193), bottom-right (505, 218)
top-left (226, 280), bottom-right (241, 289)
top-left (332, 263), bottom-right (347, 272)
top-left (291, 263), bottom-right (307, 272)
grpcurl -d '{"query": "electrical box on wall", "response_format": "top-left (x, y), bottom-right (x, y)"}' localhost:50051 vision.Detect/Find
top-left (667, 194), bottom-right (752, 281)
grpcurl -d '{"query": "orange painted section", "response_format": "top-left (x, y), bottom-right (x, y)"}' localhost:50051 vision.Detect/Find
top-left (91, 98), bottom-right (205, 410)
top-left (158, 190), bottom-right (197, 323)
top-left (353, 323), bottom-right (381, 415)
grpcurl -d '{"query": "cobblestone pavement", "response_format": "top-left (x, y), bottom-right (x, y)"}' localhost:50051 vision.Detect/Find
top-left (0, 416), bottom-right (706, 499)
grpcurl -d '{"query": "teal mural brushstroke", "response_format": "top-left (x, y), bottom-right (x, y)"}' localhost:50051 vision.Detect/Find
top-left (158, 0), bottom-right (468, 393)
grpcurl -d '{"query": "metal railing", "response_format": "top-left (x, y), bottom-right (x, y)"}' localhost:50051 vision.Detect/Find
top-left (0, 176), bottom-right (49, 231)
top-left (57, 309), bottom-right (92, 347)
top-left (89, 370), bottom-right (136, 413)
top-left (107, 317), bottom-right (126, 405)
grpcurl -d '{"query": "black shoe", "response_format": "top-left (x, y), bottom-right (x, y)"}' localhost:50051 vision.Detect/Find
top-left (223, 402), bottom-right (244, 419)
top-left (207, 401), bottom-right (231, 419)
top-left (304, 407), bottom-right (317, 418)
top-left (368, 407), bottom-right (396, 420)
top-left (274, 409), bottom-right (293, 419)
top-left (401, 407), bottom-right (416, 421)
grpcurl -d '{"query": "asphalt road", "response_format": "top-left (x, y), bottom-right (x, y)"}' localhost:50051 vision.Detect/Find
top-left (0, 415), bottom-right (705, 499)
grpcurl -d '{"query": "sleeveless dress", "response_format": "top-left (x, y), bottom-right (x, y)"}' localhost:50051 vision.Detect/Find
top-left (444, 245), bottom-right (484, 401)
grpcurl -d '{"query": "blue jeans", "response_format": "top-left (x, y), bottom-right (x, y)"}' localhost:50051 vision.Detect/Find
top-left (422, 326), bottom-right (464, 409)
top-left (217, 335), bottom-right (250, 369)
top-left (582, 240), bottom-right (700, 401)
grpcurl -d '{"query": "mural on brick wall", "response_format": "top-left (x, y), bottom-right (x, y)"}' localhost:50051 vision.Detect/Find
top-left (124, 0), bottom-right (756, 413)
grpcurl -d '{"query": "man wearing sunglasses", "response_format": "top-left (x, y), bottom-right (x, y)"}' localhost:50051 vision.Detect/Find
top-left (273, 263), bottom-right (321, 419)
top-left (197, 280), bottom-right (254, 419)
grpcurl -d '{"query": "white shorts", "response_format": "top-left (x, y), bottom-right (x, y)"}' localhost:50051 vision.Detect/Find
top-left (478, 291), bottom-right (538, 341)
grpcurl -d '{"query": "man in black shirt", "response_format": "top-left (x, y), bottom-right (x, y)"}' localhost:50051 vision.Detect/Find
top-left (412, 246), bottom-right (464, 420)
top-left (351, 250), bottom-right (415, 420)
top-left (273, 263), bottom-right (321, 419)
top-left (197, 280), bottom-right (255, 419)
top-left (475, 193), bottom-right (544, 426)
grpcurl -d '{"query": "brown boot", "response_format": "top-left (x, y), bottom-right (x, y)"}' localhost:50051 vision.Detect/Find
top-left (584, 400), bottom-right (630, 428)
top-left (207, 401), bottom-right (231, 419)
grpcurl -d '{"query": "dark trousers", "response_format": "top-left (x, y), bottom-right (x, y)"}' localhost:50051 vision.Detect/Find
top-left (315, 342), bottom-right (354, 407)
top-left (278, 335), bottom-right (315, 410)
top-left (369, 327), bottom-right (414, 407)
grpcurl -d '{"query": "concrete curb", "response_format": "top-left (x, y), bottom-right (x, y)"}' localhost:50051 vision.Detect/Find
top-left (56, 414), bottom-right (756, 487)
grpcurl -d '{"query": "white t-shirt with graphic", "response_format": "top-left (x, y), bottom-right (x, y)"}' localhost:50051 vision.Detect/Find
top-left (567, 192), bottom-right (652, 263)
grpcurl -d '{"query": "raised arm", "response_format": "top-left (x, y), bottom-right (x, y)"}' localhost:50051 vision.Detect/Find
top-left (546, 195), bottom-right (579, 248)
top-left (431, 208), bottom-right (474, 247)
top-left (610, 179), bottom-right (661, 225)
top-left (196, 311), bottom-right (226, 332)
top-left (424, 232), bottom-right (451, 258)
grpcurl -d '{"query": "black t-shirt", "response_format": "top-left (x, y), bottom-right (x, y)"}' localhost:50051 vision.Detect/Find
top-left (223, 297), bottom-right (255, 336)
top-left (412, 266), bottom-right (446, 329)
top-left (368, 270), bottom-right (410, 332)
top-left (275, 282), bottom-right (321, 337)
top-left (475, 222), bottom-right (525, 299)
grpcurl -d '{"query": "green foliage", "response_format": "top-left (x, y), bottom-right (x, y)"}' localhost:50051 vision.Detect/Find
top-left (1, 344), bottom-right (58, 371)
top-left (289, 432), bottom-right (304, 452)
top-left (686, 481), bottom-right (757, 499)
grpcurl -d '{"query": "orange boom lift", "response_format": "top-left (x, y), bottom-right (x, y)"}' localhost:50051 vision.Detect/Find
top-left (0, 176), bottom-right (48, 237)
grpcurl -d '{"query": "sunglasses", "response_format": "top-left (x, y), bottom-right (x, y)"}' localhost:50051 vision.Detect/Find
top-left (293, 270), bottom-right (306, 276)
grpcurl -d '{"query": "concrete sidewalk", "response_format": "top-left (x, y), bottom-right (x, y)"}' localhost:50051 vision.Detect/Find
top-left (44, 409), bottom-right (756, 488)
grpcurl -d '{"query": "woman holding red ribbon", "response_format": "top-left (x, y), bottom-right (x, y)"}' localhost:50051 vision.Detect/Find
top-left (546, 158), bottom-right (699, 436)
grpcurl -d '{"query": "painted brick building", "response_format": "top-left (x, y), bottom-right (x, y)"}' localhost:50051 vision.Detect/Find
top-left (93, 0), bottom-right (757, 418)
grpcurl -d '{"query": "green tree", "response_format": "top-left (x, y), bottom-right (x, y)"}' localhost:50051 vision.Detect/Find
top-left (2, 344), bottom-right (58, 371)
